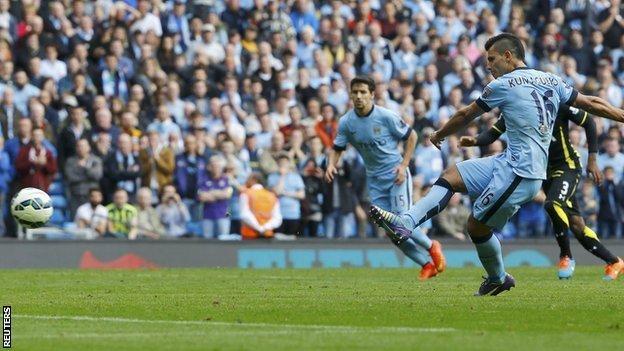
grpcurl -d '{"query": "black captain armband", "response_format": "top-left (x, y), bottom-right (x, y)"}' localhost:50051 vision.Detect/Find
top-left (401, 129), bottom-right (412, 141)
top-left (333, 144), bottom-right (346, 152)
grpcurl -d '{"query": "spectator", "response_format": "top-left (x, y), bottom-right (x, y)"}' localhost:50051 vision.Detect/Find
top-left (139, 130), bottom-right (175, 196)
top-left (102, 134), bottom-right (141, 202)
top-left (0, 136), bottom-right (10, 236)
top-left (414, 128), bottom-right (444, 186)
top-left (198, 155), bottom-right (233, 239)
top-left (156, 184), bottom-right (191, 238)
top-left (12, 70), bottom-right (40, 116)
top-left (135, 187), bottom-right (165, 239)
top-left (57, 104), bottom-right (90, 165)
top-left (64, 139), bottom-right (103, 217)
top-left (175, 134), bottom-right (206, 220)
top-left (39, 43), bottom-right (67, 82)
top-left (301, 158), bottom-right (323, 237)
top-left (106, 188), bottom-right (138, 239)
top-left (315, 103), bottom-right (338, 150)
top-left (259, 131), bottom-right (285, 174)
top-left (578, 179), bottom-right (599, 231)
top-left (147, 104), bottom-right (182, 143)
top-left (321, 157), bottom-right (355, 238)
top-left (240, 172), bottom-right (282, 239)
top-left (597, 167), bottom-right (623, 239)
top-left (598, 138), bottom-right (624, 183)
top-left (0, 87), bottom-right (24, 140)
top-left (268, 154), bottom-right (305, 236)
top-left (435, 193), bottom-right (470, 241)
top-left (73, 188), bottom-right (108, 239)
top-left (15, 127), bottom-right (57, 191)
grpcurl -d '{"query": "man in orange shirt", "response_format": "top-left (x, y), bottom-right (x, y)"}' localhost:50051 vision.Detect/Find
top-left (240, 173), bottom-right (282, 239)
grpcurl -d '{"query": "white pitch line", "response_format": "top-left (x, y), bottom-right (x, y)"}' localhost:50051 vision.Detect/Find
top-left (17, 330), bottom-right (298, 339)
top-left (16, 314), bottom-right (456, 333)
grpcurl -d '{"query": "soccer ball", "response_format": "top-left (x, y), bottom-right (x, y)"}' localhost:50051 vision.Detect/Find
top-left (11, 188), bottom-right (54, 229)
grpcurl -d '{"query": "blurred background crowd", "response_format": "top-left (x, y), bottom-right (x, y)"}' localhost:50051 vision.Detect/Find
top-left (0, 0), bottom-right (623, 240)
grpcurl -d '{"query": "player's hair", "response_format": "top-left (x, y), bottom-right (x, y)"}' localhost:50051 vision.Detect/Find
top-left (88, 187), bottom-right (102, 195)
top-left (484, 33), bottom-right (525, 61)
top-left (350, 76), bottom-right (376, 93)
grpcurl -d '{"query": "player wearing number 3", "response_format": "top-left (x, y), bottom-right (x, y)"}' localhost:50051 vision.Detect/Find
top-left (370, 33), bottom-right (624, 295)
top-left (326, 76), bottom-right (446, 280)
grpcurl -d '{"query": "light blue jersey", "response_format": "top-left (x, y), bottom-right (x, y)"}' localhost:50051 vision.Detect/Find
top-left (476, 67), bottom-right (577, 180)
top-left (333, 105), bottom-right (411, 177)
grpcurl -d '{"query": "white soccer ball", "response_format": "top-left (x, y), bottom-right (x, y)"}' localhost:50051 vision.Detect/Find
top-left (10, 187), bottom-right (54, 229)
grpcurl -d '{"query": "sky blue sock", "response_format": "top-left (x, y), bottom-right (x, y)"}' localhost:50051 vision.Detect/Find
top-left (473, 233), bottom-right (506, 283)
top-left (396, 237), bottom-right (430, 267)
top-left (410, 227), bottom-right (432, 250)
top-left (401, 179), bottom-right (453, 230)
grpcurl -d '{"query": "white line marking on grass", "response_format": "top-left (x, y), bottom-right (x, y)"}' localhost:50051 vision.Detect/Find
top-left (16, 315), bottom-right (455, 333)
top-left (17, 330), bottom-right (298, 339)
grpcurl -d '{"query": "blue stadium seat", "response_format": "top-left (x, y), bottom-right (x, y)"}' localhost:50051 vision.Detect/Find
top-left (49, 181), bottom-right (64, 196)
top-left (49, 209), bottom-right (67, 225)
top-left (51, 195), bottom-right (68, 209)
top-left (186, 222), bottom-right (203, 237)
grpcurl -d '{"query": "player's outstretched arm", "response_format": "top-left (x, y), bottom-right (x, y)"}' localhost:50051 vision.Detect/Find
top-left (460, 118), bottom-right (506, 147)
top-left (575, 112), bottom-right (603, 185)
top-left (395, 129), bottom-right (417, 184)
top-left (325, 149), bottom-right (343, 183)
top-left (430, 102), bottom-right (485, 148)
top-left (572, 93), bottom-right (624, 123)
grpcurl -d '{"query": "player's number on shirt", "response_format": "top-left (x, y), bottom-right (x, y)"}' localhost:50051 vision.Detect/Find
top-left (481, 188), bottom-right (495, 206)
top-left (394, 195), bottom-right (406, 208)
top-left (530, 89), bottom-right (555, 133)
top-left (558, 181), bottom-right (569, 201)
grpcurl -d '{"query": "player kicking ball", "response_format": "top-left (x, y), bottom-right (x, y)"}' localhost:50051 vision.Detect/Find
top-left (462, 105), bottom-right (624, 281)
top-left (369, 33), bottom-right (624, 295)
top-left (325, 76), bottom-right (446, 280)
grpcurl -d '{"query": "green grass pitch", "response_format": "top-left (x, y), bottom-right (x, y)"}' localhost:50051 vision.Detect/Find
top-left (2, 267), bottom-right (623, 350)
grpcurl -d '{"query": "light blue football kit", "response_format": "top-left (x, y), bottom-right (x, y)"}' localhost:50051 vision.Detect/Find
top-left (333, 105), bottom-right (433, 265)
top-left (460, 67), bottom-right (576, 229)
top-left (333, 105), bottom-right (413, 213)
top-left (397, 67), bottom-right (577, 283)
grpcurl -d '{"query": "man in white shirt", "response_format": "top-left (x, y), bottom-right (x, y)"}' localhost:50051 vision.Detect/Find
top-left (74, 188), bottom-right (108, 239)
top-left (39, 44), bottom-right (67, 82)
top-left (129, 0), bottom-right (163, 37)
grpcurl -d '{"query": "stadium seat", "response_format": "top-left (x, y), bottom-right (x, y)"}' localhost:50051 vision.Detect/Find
top-left (49, 181), bottom-right (65, 196)
top-left (186, 222), bottom-right (203, 237)
top-left (51, 195), bottom-right (68, 209)
top-left (49, 209), bottom-right (67, 225)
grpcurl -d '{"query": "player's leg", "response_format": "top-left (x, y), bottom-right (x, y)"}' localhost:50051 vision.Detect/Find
top-left (567, 214), bottom-right (624, 280)
top-left (542, 171), bottom-right (577, 278)
top-left (370, 181), bottom-right (432, 269)
top-left (371, 155), bottom-right (496, 230)
top-left (466, 215), bottom-right (514, 296)
top-left (470, 157), bottom-right (542, 295)
top-left (389, 168), bottom-right (443, 278)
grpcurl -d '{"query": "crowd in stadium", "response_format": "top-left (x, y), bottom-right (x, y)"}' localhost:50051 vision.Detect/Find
top-left (0, 0), bottom-right (623, 240)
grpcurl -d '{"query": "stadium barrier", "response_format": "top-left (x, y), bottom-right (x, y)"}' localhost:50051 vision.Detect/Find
top-left (1, 239), bottom-right (623, 269)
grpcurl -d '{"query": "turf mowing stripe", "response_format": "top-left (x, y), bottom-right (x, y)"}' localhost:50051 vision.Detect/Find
top-left (16, 314), bottom-right (456, 333)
